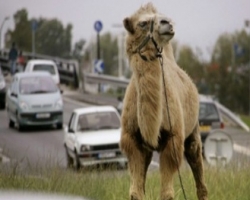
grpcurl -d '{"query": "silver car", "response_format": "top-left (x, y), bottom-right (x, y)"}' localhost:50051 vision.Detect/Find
top-left (6, 72), bottom-right (63, 131)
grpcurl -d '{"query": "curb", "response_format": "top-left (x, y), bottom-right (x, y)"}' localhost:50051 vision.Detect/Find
top-left (0, 148), bottom-right (10, 164)
top-left (0, 148), bottom-right (2, 163)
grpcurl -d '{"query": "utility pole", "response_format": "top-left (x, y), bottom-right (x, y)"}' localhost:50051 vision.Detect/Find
top-left (245, 20), bottom-right (250, 115)
top-left (31, 20), bottom-right (37, 58)
top-left (0, 16), bottom-right (9, 49)
top-left (112, 24), bottom-right (125, 78)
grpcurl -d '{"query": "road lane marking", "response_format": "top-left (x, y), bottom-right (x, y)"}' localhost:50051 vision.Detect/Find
top-left (233, 143), bottom-right (250, 156)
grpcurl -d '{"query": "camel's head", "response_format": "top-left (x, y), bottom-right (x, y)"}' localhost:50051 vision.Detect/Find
top-left (123, 3), bottom-right (174, 59)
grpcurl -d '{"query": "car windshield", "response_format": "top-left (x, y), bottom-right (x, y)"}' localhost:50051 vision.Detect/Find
top-left (33, 64), bottom-right (56, 75)
top-left (199, 102), bottom-right (220, 120)
top-left (19, 76), bottom-right (58, 94)
top-left (77, 111), bottom-right (120, 132)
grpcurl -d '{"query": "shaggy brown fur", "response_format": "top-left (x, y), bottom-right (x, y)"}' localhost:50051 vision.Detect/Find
top-left (120, 3), bottom-right (208, 200)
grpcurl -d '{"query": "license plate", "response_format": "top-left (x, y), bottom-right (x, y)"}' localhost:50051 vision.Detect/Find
top-left (98, 152), bottom-right (116, 158)
top-left (36, 113), bottom-right (50, 118)
top-left (200, 125), bottom-right (211, 132)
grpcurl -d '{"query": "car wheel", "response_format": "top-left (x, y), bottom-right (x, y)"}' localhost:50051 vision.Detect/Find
top-left (73, 151), bottom-right (81, 171)
top-left (9, 119), bottom-right (14, 128)
top-left (56, 123), bottom-right (63, 130)
top-left (17, 120), bottom-right (25, 132)
top-left (0, 103), bottom-right (5, 109)
top-left (18, 124), bottom-right (25, 132)
top-left (65, 146), bottom-right (74, 168)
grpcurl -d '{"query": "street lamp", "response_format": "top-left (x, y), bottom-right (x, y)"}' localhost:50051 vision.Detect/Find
top-left (0, 16), bottom-right (10, 50)
top-left (245, 19), bottom-right (250, 115)
top-left (112, 24), bottom-right (126, 78)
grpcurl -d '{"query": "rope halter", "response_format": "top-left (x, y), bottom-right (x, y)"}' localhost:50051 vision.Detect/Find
top-left (134, 19), bottom-right (163, 61)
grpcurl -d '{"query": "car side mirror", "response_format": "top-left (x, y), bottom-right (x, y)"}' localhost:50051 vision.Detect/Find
top-left (11, 93), bottom-right (17, 98)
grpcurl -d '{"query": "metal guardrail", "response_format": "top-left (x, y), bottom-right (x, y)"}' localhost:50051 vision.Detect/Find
top-left (0, 49), bottom-right (131, 90)
top-left (84, 73), bottom-right (130, 89)
top-left (0, 49), bottom-right (80, 88)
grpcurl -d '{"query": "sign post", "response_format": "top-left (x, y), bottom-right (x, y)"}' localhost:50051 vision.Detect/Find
top-left (94, 20), bottom-right (103, 59)
top-left (94, 20), bottom-right (103, 92)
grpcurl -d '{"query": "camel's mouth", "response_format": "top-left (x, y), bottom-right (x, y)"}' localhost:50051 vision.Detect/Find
top-left (160, 31), bottom-right (175, 36)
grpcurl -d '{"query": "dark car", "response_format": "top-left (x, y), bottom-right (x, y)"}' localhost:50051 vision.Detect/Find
top-left (199, 95), bottom-right (224, 145)
top-left (0, 68), bottom-right (6, 109)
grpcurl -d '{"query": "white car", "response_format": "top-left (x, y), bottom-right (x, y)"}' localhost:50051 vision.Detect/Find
top-left (64, 105), bottom-right (127, 170)
top-left (24, 59), bottom-right (60, 85)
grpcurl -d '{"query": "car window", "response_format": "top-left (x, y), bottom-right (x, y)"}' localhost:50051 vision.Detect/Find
top-left (33, 64), bottom-right (56, 75)
top-left (19, 76), bottom-right (58, 94)
top-left (77, 111), bottom-right (120, 132)
top-left (199, 102), bottom-right (220, 121)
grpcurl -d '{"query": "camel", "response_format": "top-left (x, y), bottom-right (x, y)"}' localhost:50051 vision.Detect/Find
top-left (120, 3), bottom-right (208, 200)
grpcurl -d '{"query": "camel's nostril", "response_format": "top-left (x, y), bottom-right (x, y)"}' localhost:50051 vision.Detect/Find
top-left (160, 20), bottom-right (169, 25)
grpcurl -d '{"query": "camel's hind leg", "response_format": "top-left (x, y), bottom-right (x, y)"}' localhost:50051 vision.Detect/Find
top-left (120, 131), bottom-right (153, 200)
top-left (184, 124), bottom-right (208, 200)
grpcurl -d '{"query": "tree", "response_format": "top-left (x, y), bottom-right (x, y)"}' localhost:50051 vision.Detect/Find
top-left (5, 9), bottom-right (32, 51)
top-left (177, 45), bottom-right (206, 91)
top-left (85, 32), bottom-right (118, 76)
top-left (36, 18), bottom-right (72, 57)
top-left (72, 39), bottom-right (86, 62)
top-left (209, 30), bottom-right (250, 113)
top-left (5, 8), bottom-right (73, 58)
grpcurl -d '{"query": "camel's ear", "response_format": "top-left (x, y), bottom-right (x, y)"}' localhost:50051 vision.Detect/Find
top-left (123, 17), bottom-right (134, 34)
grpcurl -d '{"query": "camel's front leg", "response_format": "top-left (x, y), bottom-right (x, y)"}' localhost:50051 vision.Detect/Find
top-left (159, 131), bottom-right (184, 200)
top-left (184, 125), bottom-right (208, 200)
top-left (120, 132), bottom-right (153, 200)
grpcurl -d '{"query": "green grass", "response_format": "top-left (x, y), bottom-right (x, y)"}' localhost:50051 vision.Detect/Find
top-left (1, 163), bottom-right (250, 200)
top-left (240, 114), bottom-right (250, 128)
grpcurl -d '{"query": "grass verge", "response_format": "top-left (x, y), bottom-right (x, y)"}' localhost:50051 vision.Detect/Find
top-left (1, 162), bottom-right (250, 200)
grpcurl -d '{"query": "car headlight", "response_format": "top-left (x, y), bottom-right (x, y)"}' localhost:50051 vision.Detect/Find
top-left (0, 81), bottom-right (5, 90)
top-left (81, 145), bottom-right (91, 152)
top-left (55, 99), bottom-right (63, 109)
top-left (19, 101), bottom-right (28, 110)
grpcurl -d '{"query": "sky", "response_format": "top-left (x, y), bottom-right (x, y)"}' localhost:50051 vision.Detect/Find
top-left (1, 0), bottom-right (250, 61)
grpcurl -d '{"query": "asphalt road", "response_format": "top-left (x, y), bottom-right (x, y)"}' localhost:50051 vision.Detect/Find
top-left (0, 97), bottom-right (91, 174)
top-left (0, 94), bottom-right (250, 174)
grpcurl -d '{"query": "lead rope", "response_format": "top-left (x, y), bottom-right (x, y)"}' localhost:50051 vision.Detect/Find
top-left (158, 55), bottom-right (188, 200)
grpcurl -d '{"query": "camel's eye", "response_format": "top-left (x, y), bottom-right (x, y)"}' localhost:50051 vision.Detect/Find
top-left (138, 21), bottom-right (148, 28)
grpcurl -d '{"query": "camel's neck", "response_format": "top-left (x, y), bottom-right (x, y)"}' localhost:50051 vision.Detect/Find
top-left (131, 53), bottom-right (163, 148)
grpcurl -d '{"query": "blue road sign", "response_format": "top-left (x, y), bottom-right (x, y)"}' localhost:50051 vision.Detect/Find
top-left (94, 59), bottom-right (104, 73)
top-left (94, 21), bottom-right (103, 33)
